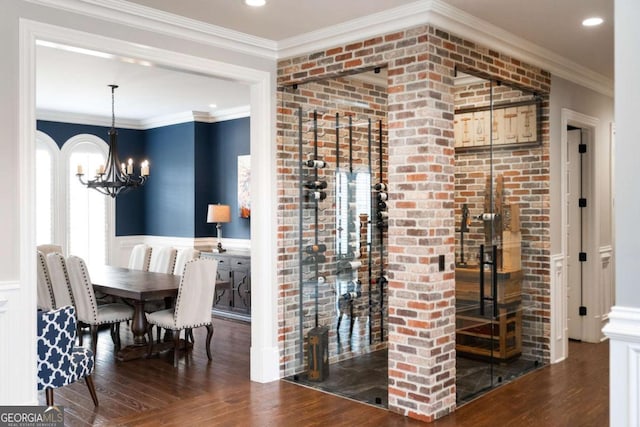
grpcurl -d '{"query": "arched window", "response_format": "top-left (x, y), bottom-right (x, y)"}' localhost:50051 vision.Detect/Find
top-left (35, 131), bottom-right (59, 246)
top-left (61, 134), bottom-right (113, 268)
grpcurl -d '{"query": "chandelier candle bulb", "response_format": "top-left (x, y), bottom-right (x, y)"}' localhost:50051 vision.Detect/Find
top-left (127, 158), bottom-right (133, 175)
top-left (141, 161), bottom-right (150, 176)
top-left (77, 164), bottom-right (83, 175)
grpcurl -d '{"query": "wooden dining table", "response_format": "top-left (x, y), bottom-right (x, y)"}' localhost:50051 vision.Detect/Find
top-left (91, 265), bottom-right (226, 361)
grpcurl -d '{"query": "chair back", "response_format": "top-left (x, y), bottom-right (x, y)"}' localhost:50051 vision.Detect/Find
top-left (174, 258), bottom-right (218, 329)
top-left (66, 256), bottom-right (98, 324)
top-left (47, 253), bottom-right (75, 308)
top-left (37, 306), bottom-right (86, 390)
top-left (149, 246), bottom-right (178, 274)
top-left (128, 244), bottom-right (152, 271)
top-left (173, 248), bottom-right (200, 276)
top-left (37, 251), bottom-right (56, 310)
top-left (37, 244), bottom-right (63, 256)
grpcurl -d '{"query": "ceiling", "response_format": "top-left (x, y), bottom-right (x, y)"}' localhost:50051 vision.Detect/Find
top-left (36, 0), bottom-right (613, 125)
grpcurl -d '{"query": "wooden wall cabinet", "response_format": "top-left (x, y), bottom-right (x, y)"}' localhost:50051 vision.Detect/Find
top-left (201, 251), bottom-right (251, 321)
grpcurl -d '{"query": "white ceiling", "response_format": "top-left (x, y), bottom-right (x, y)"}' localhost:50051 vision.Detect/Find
top-left (36, 0), bottom-right (613, 125)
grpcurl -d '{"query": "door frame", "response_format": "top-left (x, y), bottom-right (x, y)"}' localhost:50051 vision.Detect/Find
top-left (556, 108), bottom-right (599, 356)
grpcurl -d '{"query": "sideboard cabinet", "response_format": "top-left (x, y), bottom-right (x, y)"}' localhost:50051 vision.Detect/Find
top-left (201, 251), bottom-right (251, 322)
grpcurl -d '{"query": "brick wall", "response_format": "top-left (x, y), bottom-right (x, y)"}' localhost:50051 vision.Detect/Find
top-left (277, 24), bottom-right (550, 422)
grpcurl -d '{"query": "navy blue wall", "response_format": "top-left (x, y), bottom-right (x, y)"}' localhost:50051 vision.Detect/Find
top-left (36, 120), bottom-right (146, 235)
top-left (37, 117), bottom-right (250, 240)
top-left (144, 123), bottom-right (195, 238)
top-left (195, 117), bottom-right (251, 239)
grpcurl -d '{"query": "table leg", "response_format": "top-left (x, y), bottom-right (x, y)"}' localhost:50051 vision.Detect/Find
top-left (131, 300), bottom-right (148, 346)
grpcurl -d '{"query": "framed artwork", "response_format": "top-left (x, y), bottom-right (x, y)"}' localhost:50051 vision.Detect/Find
top-left (454, 99), bottom-right (539, 149)
top-left (238, 155), bottom-right (251, 218)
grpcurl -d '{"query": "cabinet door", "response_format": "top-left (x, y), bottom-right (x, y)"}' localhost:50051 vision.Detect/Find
top-left (214, 262), bottom-right (233, 311)
top-left (231, 262), bottom-right (251, 315)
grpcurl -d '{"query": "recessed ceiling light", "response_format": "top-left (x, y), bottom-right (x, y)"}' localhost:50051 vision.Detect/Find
top-left (209, 104), bottom-right (217, 109)
top-left (582, 17), bottom-right (604, 27)
top-left (244, 0), bottom-right (266, 6)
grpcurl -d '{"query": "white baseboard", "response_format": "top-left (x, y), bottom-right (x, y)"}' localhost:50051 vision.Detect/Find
top-left (113, 235), bottom-right (251, 267)
top-left (603, 306), bottom-right (640, 427)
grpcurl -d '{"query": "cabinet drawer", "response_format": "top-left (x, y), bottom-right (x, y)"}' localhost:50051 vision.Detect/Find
top-left (230, 257), bottom-right (250, 269)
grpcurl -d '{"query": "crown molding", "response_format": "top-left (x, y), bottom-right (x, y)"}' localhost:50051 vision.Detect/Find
top-left (277, 0), bottom-right (613, 97)
top-left (37, 105), bottom-right (251, 130)
top-left (25, 0), bottom-right (278, 59)
top-left (28, 0), bottom-right (612, 97)
top-left (36, 109), bottom-right (143, 129)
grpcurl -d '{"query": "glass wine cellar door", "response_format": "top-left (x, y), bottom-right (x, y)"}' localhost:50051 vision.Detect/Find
top-left (454, 71), bottom-right (544, 403)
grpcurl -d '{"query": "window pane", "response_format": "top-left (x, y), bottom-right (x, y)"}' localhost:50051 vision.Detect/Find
top-left (35, 147), bottom-right (53, 245)
top-left (68, 147), bottom-right (106, 268)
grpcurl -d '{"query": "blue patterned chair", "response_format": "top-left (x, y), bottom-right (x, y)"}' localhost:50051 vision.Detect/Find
top-left (37, 306), bottom-right (98, 406)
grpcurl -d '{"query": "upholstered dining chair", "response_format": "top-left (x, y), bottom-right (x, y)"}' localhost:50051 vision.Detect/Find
top-left (37, 305), bottom-right (98, 407)
top-left (145, 258), bottom-right (218, 367)
top-left (173, 248), bottom-right (200, 276)
top-left (128, 244), bottom-right (152, 271)
top-left (46, 252), bottom-right (75, 309)
top-left (37, 251), bottom-right (56, 311)
top-left (37, 243), bottom-right (63, 256)
top-left (148, 246), bottom-right (178, 274)
top-left (66, 255), bottom-right (134, 358)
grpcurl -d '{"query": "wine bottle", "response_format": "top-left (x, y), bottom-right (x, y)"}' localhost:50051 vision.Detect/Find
top-left (376, 220), bottom-right (388, 228)
top-left (305, 190), bottom-right (327, 201)
top-left (305, 244), bottom-right (327, 253)
top-left (374, 182), bottom-right (387, 191)
top-left (303, 254), bottom-right (326, 264)
top-left (304, 180), bottom-right (328, 190)
top-left (304, 159), bottom-right (326, 168)
top-left (377, 192), bottom-right (388, 201)
top-left (377, 211), bottom-right (389, 220)
top-left (377, 201), bottom-right (387, 210)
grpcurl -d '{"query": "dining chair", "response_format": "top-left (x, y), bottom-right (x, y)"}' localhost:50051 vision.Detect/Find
top-left (148, 246), bottom-right (178, 274)
top-left (66, 255), bottom-right (135, 358)
top-left (173, 248), bottom-right (200, 276)
top-left (37, 305), bottom-right (98, 407)
top-left (37, 251), bottom-right (56, 311)
top-left (46, 252), bottom-right (76, 309)
top-left (145, 258), bottom-right (218, 367)
top-left (37, 243), bottom-right (63, 256)
top-left (128, 244), bottom-right (152, 271)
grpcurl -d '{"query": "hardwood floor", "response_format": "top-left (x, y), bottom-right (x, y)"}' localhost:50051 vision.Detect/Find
top-left (43, 318), bottom-right (609, 426)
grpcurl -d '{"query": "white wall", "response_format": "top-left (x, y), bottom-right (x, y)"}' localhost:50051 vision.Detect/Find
top-left (549, 75), bottom-right (614, 255)
top-left (1, 0), bottom-right (277, 404)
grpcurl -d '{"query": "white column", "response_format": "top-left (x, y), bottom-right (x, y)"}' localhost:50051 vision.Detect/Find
top-left (604, 1), bottom-right (640, 426)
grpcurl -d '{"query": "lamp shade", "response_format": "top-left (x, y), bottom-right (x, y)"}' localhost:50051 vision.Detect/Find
top-left (207, 204), bottom-right (231, 223)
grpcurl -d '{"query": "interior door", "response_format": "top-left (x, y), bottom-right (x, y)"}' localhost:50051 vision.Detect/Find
top-left (567, 128), bottom-right (583, 340)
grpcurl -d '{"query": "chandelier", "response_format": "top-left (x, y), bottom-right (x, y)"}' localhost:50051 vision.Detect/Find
top-left (76, 84), bottom-right (149, 197)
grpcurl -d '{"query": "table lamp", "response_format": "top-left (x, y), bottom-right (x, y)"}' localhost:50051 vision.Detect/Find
top-left (207, 204), bottom-right (231, 253)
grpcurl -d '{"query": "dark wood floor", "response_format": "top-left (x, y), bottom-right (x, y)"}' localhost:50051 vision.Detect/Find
top-left (43, 318), bottom-right (609, 426)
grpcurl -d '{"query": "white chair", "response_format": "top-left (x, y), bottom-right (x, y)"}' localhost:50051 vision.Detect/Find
top-left (66, 255), bottom-right (134, 358)
top-left (173, 248), bottom-right (200, 276)
top-left (146, 258), bottom-right (218, 367)
top-left (37, 251), bottom-right (56, 310)
top-left (46, 252), bottom-right (75, 309)
top-left (128, 244), bottom-right (152, 271)
top-left (37, 244), bottom-right (63, 256)
top-left (148, 246), bottom-right (177, 274)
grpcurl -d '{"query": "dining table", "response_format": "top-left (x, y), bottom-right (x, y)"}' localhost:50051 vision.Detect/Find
top-left (91, 264), bottom-right (227, 361)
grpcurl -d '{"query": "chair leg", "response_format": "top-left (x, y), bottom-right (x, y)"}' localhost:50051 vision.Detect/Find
top-left (205, 324), bottom-right (214, 361)
top-left (173, 329), bottom-right (181, 368)
top-left (90, 325), bottom-right (99, 359)
top-left (85, 375), bottom-right (99, 406)
top-left (78, 324), bottom-right (83, 347)
top-left (45, 388), bottom-right (54, 406)
top-left (146, 323), bottom-right (154, 358)
top-left (114, 323), bottom-right (122, 351)
top-left (156, 326), bottom-right (161, 344)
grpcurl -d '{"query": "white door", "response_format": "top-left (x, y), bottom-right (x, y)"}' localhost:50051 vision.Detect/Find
top-left (566, 128), bottom-right (584, 340)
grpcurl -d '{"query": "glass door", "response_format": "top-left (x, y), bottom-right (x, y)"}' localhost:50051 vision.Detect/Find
top-left (454, 72), bottom-right (545, 403)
